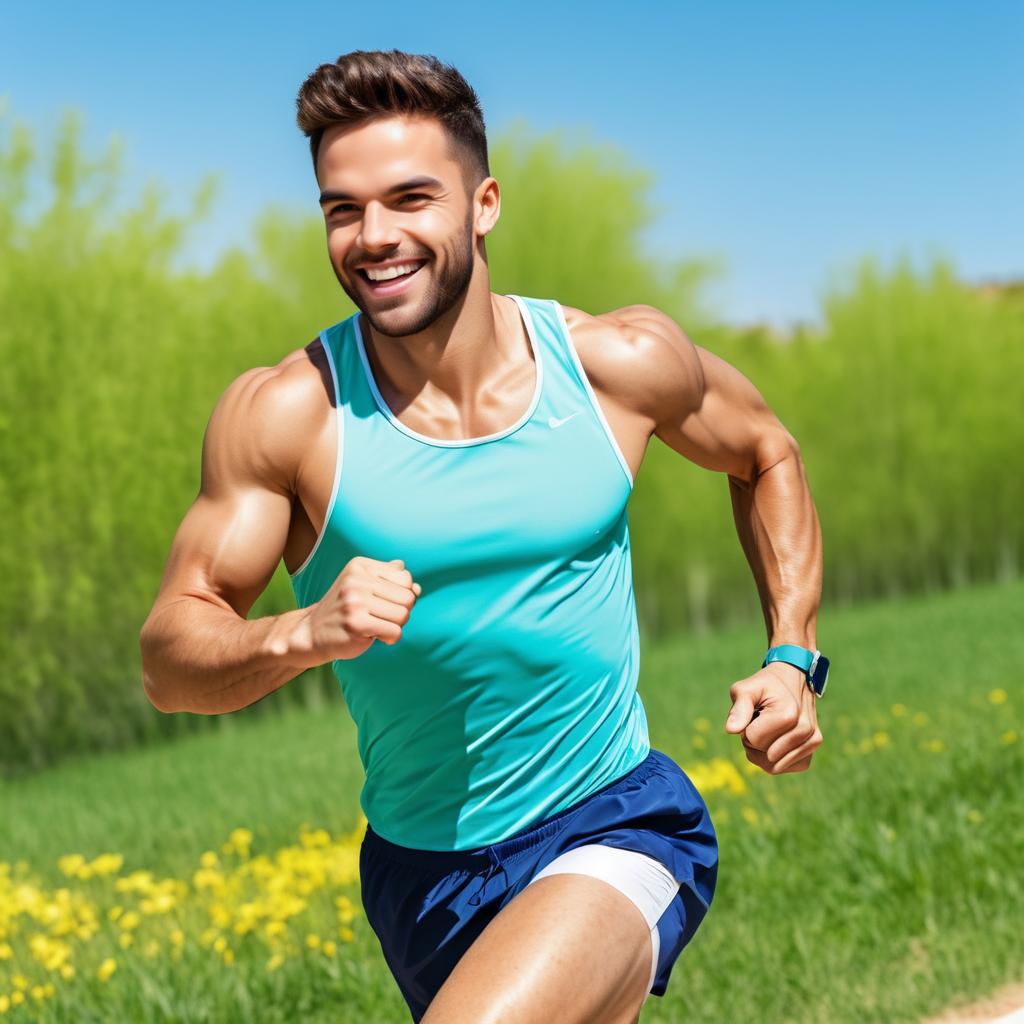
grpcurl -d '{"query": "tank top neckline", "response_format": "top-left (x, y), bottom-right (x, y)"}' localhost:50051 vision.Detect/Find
top-left (351, 293), bottom-right (546, 449)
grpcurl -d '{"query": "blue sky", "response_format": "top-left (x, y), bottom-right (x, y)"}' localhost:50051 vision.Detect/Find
top-left (3, 0), bottom-right (1021, 328)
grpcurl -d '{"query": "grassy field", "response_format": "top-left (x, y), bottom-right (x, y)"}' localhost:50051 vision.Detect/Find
top-left (1, 578), bottom-right (1021, 1022)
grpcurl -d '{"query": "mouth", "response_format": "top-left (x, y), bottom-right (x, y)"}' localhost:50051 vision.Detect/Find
top-left (356, 259), bottom-right (429, 297)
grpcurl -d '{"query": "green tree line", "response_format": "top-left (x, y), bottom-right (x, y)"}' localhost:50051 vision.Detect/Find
top-left (1, 108), bottom-right (1020, 774)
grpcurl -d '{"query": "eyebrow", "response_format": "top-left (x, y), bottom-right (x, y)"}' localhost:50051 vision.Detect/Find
top-left (319, 176), bottom-right (444, 205)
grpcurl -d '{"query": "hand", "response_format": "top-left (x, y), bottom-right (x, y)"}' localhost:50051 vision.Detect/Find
top-left (304, 557), bottom-right (422, 661)
top-left (724, 662), bottom-right (823, 774)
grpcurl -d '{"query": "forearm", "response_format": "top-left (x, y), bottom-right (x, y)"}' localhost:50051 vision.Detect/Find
top-left (728, 438), bottom-right (823, 649)
top-left (140, 598), bottom-right (322, 715)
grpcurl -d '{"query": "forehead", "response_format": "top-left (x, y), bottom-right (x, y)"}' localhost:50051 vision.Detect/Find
top-left (316, 115), bottom-right (461, 192)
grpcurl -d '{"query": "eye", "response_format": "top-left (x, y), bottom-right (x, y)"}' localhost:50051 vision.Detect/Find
top-left (400, 193), bottom-right (430, 203)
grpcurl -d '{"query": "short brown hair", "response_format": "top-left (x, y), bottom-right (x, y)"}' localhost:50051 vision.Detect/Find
top-left (296, 49), bottom-right (490, 193)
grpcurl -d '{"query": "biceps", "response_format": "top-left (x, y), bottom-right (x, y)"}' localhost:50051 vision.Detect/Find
top-left (654, 345), bottom-right (792, 481)
top-left (152, 484), bottom-right (294, 620)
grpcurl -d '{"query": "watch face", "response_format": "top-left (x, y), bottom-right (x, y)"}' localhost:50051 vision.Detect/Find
top-left (811, 655), bottom-right (830, 694)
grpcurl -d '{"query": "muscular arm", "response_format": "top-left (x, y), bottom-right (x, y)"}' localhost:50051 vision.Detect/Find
top-left (139, 362), bottom-right (324, 715)
top-left (607, 305), bottom-right (823, 652)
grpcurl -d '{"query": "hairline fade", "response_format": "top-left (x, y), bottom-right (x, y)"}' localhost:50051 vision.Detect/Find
top-left (296, 49), bottom-right (491, 198)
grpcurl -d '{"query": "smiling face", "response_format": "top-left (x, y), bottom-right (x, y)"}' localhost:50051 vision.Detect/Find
top-left (316, 115), bottom-right (495, 338)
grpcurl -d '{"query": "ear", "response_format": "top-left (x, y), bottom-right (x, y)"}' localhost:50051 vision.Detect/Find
top-left (473, 176), bottom-right (501, 238)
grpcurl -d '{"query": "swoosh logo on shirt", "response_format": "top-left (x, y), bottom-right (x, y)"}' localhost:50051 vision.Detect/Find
top-left (548, 412), bottom-right (580, 429)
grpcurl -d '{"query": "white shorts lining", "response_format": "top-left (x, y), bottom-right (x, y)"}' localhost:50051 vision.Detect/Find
top-left (524, 843), bottom-right (681, 998)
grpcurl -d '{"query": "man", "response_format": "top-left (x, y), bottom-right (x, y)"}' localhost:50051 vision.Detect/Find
top-left (140, 48), bottom-right (826, 1024)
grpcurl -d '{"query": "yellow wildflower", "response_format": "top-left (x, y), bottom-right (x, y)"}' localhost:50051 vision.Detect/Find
top-left (987, 688), bottom-right (1008, 705)
top-left (1000, 730), bottom-right (1018, 746)
top-left (890, 703), bottom-right (907, 717)
top-left (873, 731), bottom-right (891, 748)
top-left (97, 958), bottom-right (117, 982)
top-left (694, 717), bottom-right (712, 733)
top-left (323, 940), bottom-right (337, 957)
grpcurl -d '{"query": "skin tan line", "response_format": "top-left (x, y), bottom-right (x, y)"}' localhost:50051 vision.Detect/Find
top-left (140, 113), bottom-right (824, 1024)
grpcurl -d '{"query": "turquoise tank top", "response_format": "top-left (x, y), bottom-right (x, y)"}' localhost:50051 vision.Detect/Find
top-left (289, 294), bottom-right (651, 851)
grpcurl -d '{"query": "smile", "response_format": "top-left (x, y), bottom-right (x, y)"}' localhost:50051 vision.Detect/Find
top-left (357, 260), bottom-right (428, 297)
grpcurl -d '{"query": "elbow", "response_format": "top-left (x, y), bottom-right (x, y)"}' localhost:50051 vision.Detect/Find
top-left (142, 668), bottom-right (177, 714)
top-left (140, 628), bottom-right (179, 714)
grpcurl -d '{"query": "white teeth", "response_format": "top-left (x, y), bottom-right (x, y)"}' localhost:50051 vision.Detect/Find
top-left (365, 261), bottom-right (422, 282)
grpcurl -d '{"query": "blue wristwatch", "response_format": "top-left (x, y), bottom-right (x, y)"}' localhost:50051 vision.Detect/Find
top-left (762, 644), bottom-right (830, 697)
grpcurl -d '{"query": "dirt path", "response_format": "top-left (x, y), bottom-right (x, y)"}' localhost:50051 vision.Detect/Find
top-left (922, 981), bottom-right (1024, 1024)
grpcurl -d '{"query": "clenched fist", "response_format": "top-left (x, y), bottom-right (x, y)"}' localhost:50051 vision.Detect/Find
top-left (304, 556), bottom-right (422, 661)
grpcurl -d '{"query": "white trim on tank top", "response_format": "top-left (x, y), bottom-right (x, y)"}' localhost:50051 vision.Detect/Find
top-left (553, 300), bottom-right (635, 490)
top-left (352, 294), bottom-right (545, 449)
top-left (290, 327), bottom-right (345, 580)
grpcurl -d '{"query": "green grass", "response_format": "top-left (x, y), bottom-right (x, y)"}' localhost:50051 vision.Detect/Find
top-left (2, 578), bottom-right (1022, 1022)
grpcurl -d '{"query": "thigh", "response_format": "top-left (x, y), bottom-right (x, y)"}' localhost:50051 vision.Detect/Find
top-left (420, 870), bottom-right (654, 1024)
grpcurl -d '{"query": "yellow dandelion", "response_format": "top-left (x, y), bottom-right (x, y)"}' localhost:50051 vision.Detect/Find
top-left (912, 712), bottom-right (929, 726)
top-left (890, 703), bottom-right (907, 717)
top-left (108, 905), bottom-right (124, 922)
top-left (11, 992), bottom-right (25, 1006)
top-left (920, 738), bottom-right (945, 753)
top-left (119, 932), bottom-right (133, 949)
top-left (213, 936), bottom-right (228, 954)
top-left (0, 996), bottom-right (8, 1013)
top-left (323, 940), bottom-right (337, 958)
top-left (12, 975), bottom-right (28, 991)
top-left (119, 910), bottom-right (141, 931)
top-left (692, 735), bottom-right (707, 749)
top-left (0, 942), bottom-right (11, 959)
top-left (60, 964), bottom-right (75, 980)
top-left (97, 958), bottom-right (117, 982)
top-left (987, 688), bottom-right (1008, 705)
top-left (57, 854), bottom-right (86, 877)
top-left (199, 851), bottom-right (219, 869)
top-left (89, 853), bottom-right (124, 877)
top-left (339, 926), bottom-right (355, 942)
top-left (44, 983), bottom-right (54, 998)
top-left (306, 933), bottom-right (321, 950)
top-left (266, 953), bottom-right (285, 971)
top-left (222, 948), bottom-right (234, 965)
top-left (170, 929), bottom-right (185, 947)
top-left (30, 985), bottom-right (45, 1001)
top-left (1000, 730), bottom-right (1018, 746)
top-left (873, 731), bottom-right (891, 748)
top-left (694, 717), bottom-right (712, 733)
top-left (230, 828), bottom-right (253, 850)
top-left (741, 806), bottom-right (760, 826)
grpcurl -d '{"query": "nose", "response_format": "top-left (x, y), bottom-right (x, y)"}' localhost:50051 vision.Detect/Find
top-left (358, 199), bottom-right (401, 253)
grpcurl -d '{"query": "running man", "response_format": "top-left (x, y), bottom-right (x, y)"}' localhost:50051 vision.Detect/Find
top-left (140, 49), bottom-right (827, 1024)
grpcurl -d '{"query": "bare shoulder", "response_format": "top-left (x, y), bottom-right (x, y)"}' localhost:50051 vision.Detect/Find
top-left (558, 302), bottom-right (704, 426)
top-left (205, 337), bottom-right (332, 496)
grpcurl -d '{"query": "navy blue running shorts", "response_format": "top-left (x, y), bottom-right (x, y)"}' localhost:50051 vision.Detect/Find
top-left (358, 746), bottom-right (719, 1021)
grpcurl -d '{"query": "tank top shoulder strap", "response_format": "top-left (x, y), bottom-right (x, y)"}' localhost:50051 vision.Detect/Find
top-left (514, 295), bottom-right (634, 488)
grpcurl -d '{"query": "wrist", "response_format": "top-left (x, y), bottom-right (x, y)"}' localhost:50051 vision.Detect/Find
top-left (267, 608), bottom-right (325, 671)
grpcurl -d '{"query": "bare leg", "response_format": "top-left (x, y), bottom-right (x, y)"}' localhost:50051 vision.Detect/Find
top-left (420, 872), bottom-right (655, 1024)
